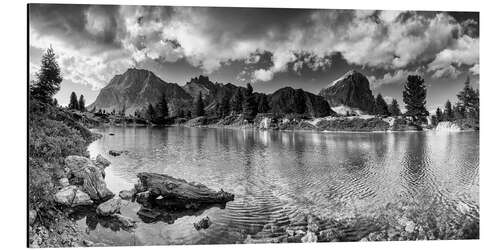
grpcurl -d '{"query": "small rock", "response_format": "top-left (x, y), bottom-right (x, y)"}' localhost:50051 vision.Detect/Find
top-left (94, 154), bottom-right (111, 168)
top-left (137, 207), bottom-right (161, 219)
top-left (109, 150), bottom-right (127, 157)
top-left (135, 191), bottom-right (151, 204)
top-left (29, 210), bottom-right (37, 225)
top-left (109, 133), bottom-right (115, 136)
top-left (59, 178), bottom-right (69, 187)
top-left (301, 231), bottom-right (318, 243)
top-left (112, 214), bottom-right (136, 228)
top-left (194, 216), bottom-right (212, 230)
top-left (96, 197), bottom-right (122, 216)
top-left (119, 189), bottom-right (135, 200)
top-left (82, 240), bottom-right (94, 247)
top-left (405, 221), bottom-right (416, 233)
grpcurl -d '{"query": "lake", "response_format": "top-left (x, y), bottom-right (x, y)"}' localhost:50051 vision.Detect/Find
top-left (77, 126), bottom-right (479, 245)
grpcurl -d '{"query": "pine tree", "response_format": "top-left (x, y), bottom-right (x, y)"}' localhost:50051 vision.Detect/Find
top-left (78, 95), bottom-right (86, 112)
top-left (257, 95), bottom-right (270, 113)
top-left (156, 92), bottom-right (169, 118)
top-left (243, 83), bottom-right (258, 122)
top-left (456, 75), bottom-right (479, 120)
top-left (374, 94), bottom-right (390, 116)
top-left (146, 103), bottom-right (156, 121)
top-left (30, 47), bottom-right (63, 103)
top-left (68, 92), bottom-right (79, 110)
top-left (444, 100), bottom-right (454, 121)
top-left (231, 89), bottom-right (244, 113)
top-left (52, 98), bottom-right (58, 107)
top-left (402, 75), bottom-right (429, 123)
top-left (435, 107), bottom-right (443, 122)
top-left (220, 93), bottom-right (231, 117)
top-left (193, 92), bottom-right (205, 117)
top-left (388, 99), bottom-right (401, 116)
top-left (91, 107), bottom-right (96, 113)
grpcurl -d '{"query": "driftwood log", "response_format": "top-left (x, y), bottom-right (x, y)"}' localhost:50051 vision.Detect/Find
top-left (135, 172), bottom-right (234, 209)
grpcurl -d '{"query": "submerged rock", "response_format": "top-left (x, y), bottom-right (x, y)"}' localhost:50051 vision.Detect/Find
top-left (54, 185), bottom-right (93, 207)
top-left (193, 216), bottom-right (212, 230)
top-left (119, 189), bottom-right (135, 200)
top-left (94, 154), bottom-right (111, 168)
top-left (112, 214), bottom-right (136, 228)
top-left (96, 197), bottom-right (122, 216)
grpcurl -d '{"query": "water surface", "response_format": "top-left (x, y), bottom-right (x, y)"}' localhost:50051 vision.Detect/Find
top-left (79, 127), bottom-right (479, 245)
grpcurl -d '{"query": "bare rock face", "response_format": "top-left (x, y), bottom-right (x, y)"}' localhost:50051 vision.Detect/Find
top-left (96, 197), bottom-right (122, 216)
top-left (64, 155), bottom-right (114, 201)
top-left (54, 185), bottom-right (93, 207)
top-left (319, 70), bottom-right (376, 113)
top-left (269, 87), bottom-right (333, 118)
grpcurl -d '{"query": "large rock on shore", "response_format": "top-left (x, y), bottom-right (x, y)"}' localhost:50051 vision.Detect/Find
top-left (54, 185), bottom-right (93, 207)
top-left (64, 155), bottom-right (114, 201)
top-left (319, 70), bottom-right (376, 113)
top-left (96, 197), bottom-right (122, 216)
top-left (135, 172), bottom-right (234, 208)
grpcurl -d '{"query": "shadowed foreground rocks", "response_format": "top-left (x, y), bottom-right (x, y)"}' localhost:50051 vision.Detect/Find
top-left (134, 172), bottom-right (235, 209)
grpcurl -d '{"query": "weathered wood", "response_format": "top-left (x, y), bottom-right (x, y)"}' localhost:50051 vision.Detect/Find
top-left (135, 172), bottom-right (234, 208)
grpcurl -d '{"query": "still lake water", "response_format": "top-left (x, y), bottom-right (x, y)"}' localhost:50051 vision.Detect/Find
top-left (79, 127), bottom-right (479, 245)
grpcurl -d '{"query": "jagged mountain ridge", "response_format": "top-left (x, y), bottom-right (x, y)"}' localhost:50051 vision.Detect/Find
top-left (318, 70), bottom-right (376, 113)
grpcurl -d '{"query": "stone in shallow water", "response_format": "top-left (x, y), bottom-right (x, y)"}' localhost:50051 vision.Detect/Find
top-left (94, 154), bottom-right (111, 168)
top-left (96, 197), bottom-right (122, 216)
top-left (119, 189), bottom-right (135, 200)
top-left (193, 216), bottom-right (212, 230)
top-left (112, 214), bottom-right (136, 228)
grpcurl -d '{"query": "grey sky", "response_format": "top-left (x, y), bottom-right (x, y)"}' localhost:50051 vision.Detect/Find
top-left (28, 4), bottom-right (479, 112)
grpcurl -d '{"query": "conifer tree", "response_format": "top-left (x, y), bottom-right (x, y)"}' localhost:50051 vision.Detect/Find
top-left (156, 92), bottom-right (169, 118)
top-left (231, 89), bottom-right (244, 113)
top-left (444, 100), bottom-right (454, 121)
top-left (146, 103), bottom-right (156, 121)
top-left (52, 98), bottom-right (58, 107)
top-left (257, 95), bottom-right (270, 113)
top-left (388, 98), bottom-right (401, 116)
top-left (374, 94), bottom-right (390, 116)
top-left (193, 92), bottom-right (205, 117)
top-left (435, 107), bottom-right (443, 122)
top-left (68, 92), bottom-right (79, 110)
top-left (456, 75), bottom-right (479, 120)
top-left (30, 47), bottom-right (63, 103)
top-left (220, 93), bottom-right (231, 117)
top-left (243, 83), bottom-right (258, 121)
top-left (402, 75), bottom-right (429, 123)
top-left (78, 95), bottom-right (86, 112)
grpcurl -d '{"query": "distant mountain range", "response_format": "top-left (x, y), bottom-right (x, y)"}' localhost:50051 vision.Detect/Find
top-left (88, 68), bottom-right (377, 117)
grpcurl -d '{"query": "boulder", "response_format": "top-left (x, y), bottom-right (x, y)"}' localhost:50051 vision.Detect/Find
top-left (112, 214), bottom-right (136, 228)
top-left (193, 216), bottom-right (212, 230)
top-left (119, 189), bottom-right (135, 200)
top-left (135, 191), bottom-right (151, 204)
top-left (94, 154), bottom-right (111, 168)
top-left (29, 209), bottom-right (37, 225)
top-left (319, 70), bottom-right (376, 113)
top-left (54, 185), bottom-right (93, 207)
top-left (96, 197), bottom-right (122, 216)
top-left (135, 172), bottom-right (234, 208)
top-left (64, 155), bottom-right (113, 201)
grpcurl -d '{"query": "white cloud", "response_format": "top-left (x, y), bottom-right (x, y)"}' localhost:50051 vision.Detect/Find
top-left (252, 69), bottom-right (274, 82)
top-left (430, 65), bottom-right (460, 79)
top-left (469, 64), bottom-right (479, 75)
top-left (428, 35), bottom-right (479, 73)
top-left (368, 68), bottom-right (424, 89)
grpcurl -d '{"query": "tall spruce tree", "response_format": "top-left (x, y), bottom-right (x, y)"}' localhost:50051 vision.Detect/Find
top-left (78, 95), bottom-right (86, 112)
top-left (220, 93), bottom-right (231, 117)
top-left (435, 107), bottom-right (443, 122)
top-left (52, 98), bottom-right (58, 107)
top-left (146, 103), bottom-right (156, 121)
top-left (156, 92), bottom-right (169, 118)
top-left (456, 75), bottom-right (479, 120)
top-left (231, 89), bottom-right (244, 113)
top-left (193, 92), bottom-right (205, 117)
top-left (243, 83), bottom-right (258, 122)
top-left (30, 47), bottom-right (63, 103)
top-left (388, 99), bottom-right (402, 116)
top-left (444, 100), bottom-right (454, 121)
top-left (402, 75), bottom-right (429, 123)
top-left (257, 95), bottom-right (270, 113)
top-left (374, 94), bottom-right (390, 116)
top-left (68, 92), bottom-right (79, 110)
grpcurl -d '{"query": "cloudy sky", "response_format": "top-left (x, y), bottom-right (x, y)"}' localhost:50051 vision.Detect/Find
top-left (29, 4), bottom-right (479, 112)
